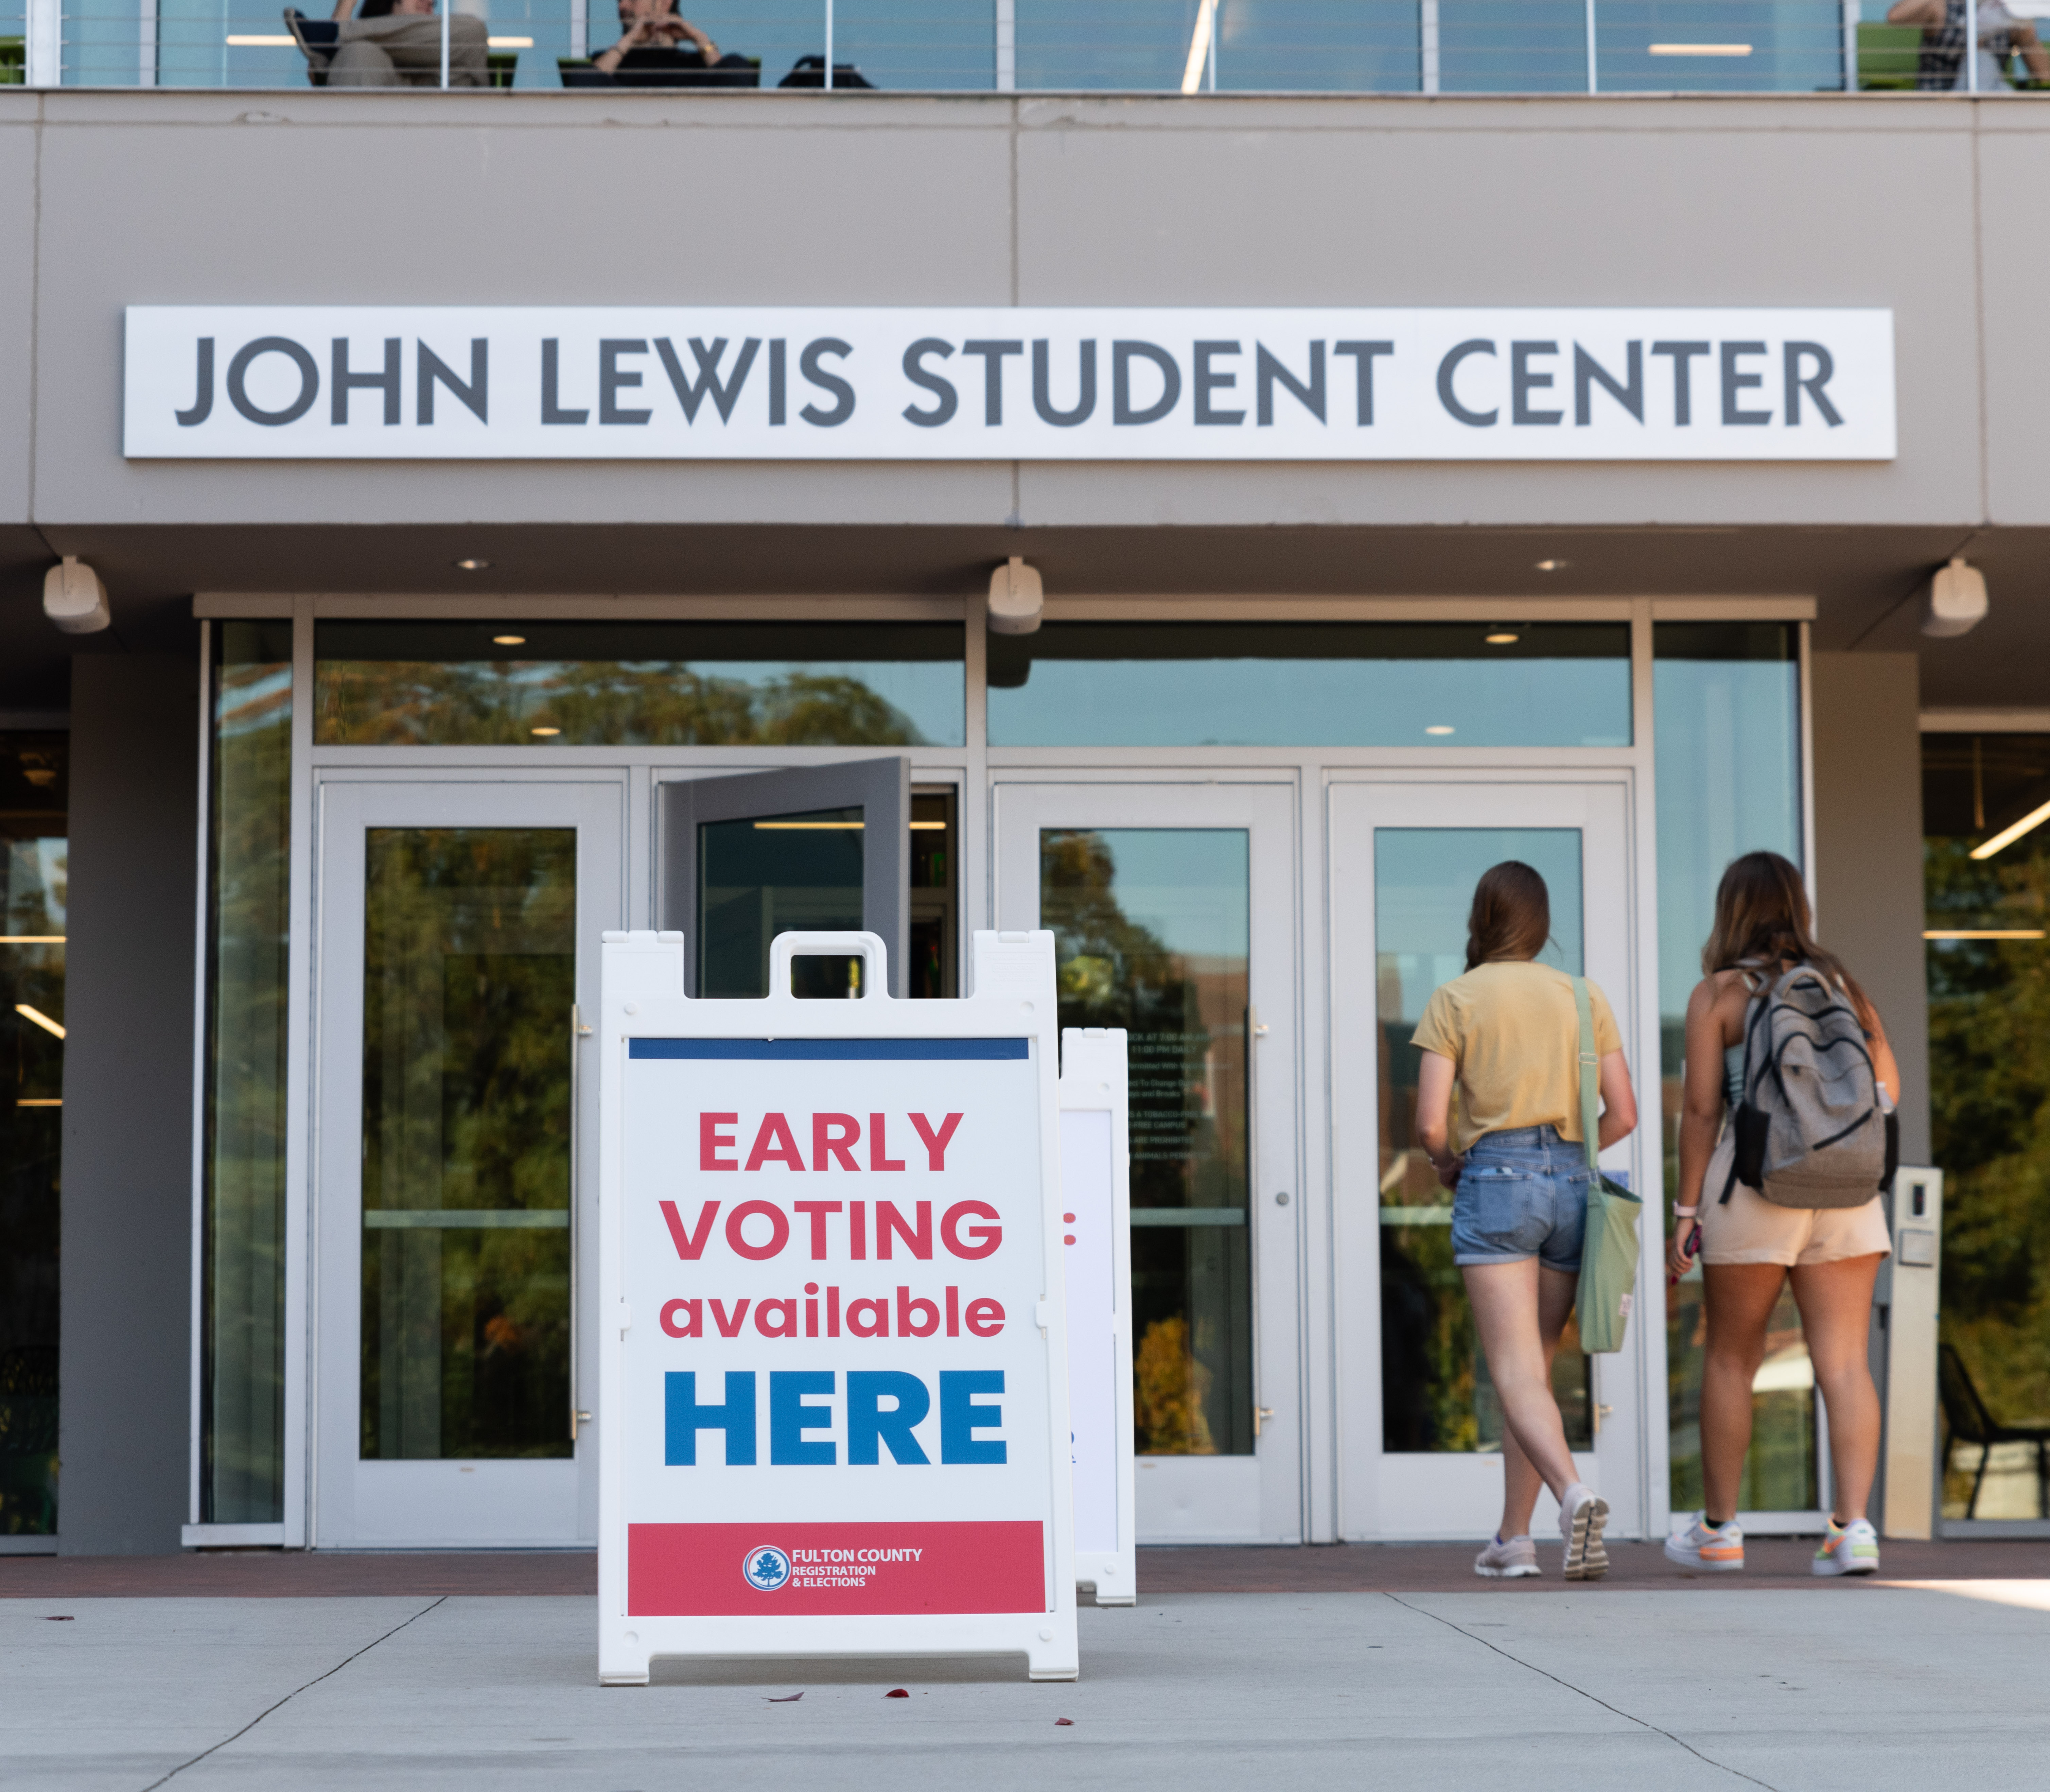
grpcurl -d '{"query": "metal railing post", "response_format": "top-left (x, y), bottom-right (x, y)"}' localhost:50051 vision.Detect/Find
top-left (25, 0), bottom-right (60, 85)
top-left (995, 0), bottom-right (1014, 88)
top-left (1967, 0), bottom-right (1979, 90)
top-left (1585, 0), bottom-right (1598, 92)
top-left (441, 0), bottom-right (451, 88)
top-left (824, 0), bottom-right (834, 90)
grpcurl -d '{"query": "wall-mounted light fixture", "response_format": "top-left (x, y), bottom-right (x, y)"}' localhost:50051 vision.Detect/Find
top-left (1922, 558), bottom-right (1988, 638)
top-left (988, 556), bottom-right (1044, 635)
top-left (43, 557), bottom-right (110, 634)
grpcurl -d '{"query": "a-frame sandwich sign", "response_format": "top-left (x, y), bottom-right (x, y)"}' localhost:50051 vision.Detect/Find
top-left (596, 927), bottom-right (1079, 1683)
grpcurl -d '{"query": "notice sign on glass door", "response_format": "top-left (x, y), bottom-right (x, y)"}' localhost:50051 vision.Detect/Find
top-left (597, 929), bottom-right (1076, 1684)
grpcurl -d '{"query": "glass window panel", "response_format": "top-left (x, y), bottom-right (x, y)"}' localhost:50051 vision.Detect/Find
top-left (1653, 621), bottom-right (1816, 1514)
top-left (988, 622), bottom-right (1631, 749)
top-left (834, 0), bottom-right (996, 88)
top-left (1441, 0), bottom-right (1587, 91)
top-left (360, 828), bottom-right (576, 1461)
top-left (200, 622), bottom-right (294, 1526)
top-left (0, 732), bottom-right (66, 1538)
top-left (1924, 732), bottom-right (2050, 1521)
top-left (908, 789), bottom-right (959, 1001)
top-left (1375, 828), bottom-right (1592, 1454)
top-left (1019, 0), bottom-right (1199, 89)
top-left (1, 5), bottom-right (25, 83)
top-left (1597, 0), bottom-right (1846, 92)
top-left (315, 621), bottom-right (965, 748)
top-left (699, 806), bottom-right (866, 999)
top-left (1042, 829), bottom-right (1253, 1455)
top-left (1217, 0), bottom-right (1421, 91)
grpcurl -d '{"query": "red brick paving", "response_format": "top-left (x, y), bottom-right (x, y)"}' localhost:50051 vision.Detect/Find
top-left (2, 1537), bottom-right (2045, 1599)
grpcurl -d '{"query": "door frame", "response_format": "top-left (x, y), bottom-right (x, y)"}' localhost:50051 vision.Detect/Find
top-left (991, 772), bottom-right (1306, 1544)
top-left (307, 771), bottom-right (627, 1548)
top-left (1323, 769), bottom-right (1659, 1543)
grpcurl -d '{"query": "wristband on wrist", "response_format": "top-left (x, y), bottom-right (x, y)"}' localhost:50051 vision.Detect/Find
top-left (1673, 1204), bottom-right (1699, 1218)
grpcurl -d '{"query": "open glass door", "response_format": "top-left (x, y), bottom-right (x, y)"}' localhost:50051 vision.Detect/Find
top-left (313, 779), bottom-right (623, 1548)
top-left (659, 758), bottom-right (910, 997)
top-left (1329, 779), bottom-right (1646, 1542)
top-left (995, 781), bottom-right (1300, 1544)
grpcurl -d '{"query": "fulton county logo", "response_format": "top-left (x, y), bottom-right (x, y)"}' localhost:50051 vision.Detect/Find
top-left (742, 1546), bottom-right (792, 1593)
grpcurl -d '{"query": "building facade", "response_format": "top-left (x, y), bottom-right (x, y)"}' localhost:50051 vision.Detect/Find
top-left (3, 58), bottom-right (2049, 1554)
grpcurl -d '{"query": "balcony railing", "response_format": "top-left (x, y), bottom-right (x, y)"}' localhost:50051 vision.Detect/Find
top-left (1, 1), bottom-right (2044, 95)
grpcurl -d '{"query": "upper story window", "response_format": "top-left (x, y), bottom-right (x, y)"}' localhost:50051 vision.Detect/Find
top-left (25, 0), bottom-right (2040, 94)
top-left (313, 620), bottom-right (967, 748)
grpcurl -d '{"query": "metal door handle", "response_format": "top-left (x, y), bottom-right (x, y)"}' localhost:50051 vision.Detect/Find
top-left (1254, 1404), bottom-right (1274, 1437)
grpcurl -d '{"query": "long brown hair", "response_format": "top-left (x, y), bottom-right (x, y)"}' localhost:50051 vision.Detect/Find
top-left (1465, 861), bottom-right (1552, 970)
top-left (1702, 850), bottom-right (1869, 1014)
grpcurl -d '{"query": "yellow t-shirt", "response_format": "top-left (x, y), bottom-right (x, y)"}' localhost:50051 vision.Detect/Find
top-left (1409, 960), bottom-right (1623, 1156)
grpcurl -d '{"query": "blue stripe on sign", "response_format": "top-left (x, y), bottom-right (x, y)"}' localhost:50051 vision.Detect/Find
top-left (628, 1037), bottom-right (1029, 1061)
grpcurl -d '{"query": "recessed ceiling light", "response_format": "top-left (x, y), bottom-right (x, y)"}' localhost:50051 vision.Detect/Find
top-left (455, 557), bottom-right (491, 571)
top-left (1534, 559), bottom-right (1569, 572)
top-left (530, 726), bottom-right (561, 738)
top-left (493, 634), bottom-right (526, 646)
top-left (1485, 631), bottom-right (1520, 645)
top-left (1425, 725), bottom-right (1456, 736)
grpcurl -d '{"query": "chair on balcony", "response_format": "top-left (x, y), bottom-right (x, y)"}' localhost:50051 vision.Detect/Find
top-left (0, 37), bottom-right (24, 85)
top-left (778, 54), bottom-right (874, 88)
top-left (557, 53), bottom-right (760, 88)
top-left (286, 9), bottom-right (518, 86)
top-left (1938, 1342), bottom-right (2050, 1520)
top-left (1857, 21), bottom-right (1924, 89)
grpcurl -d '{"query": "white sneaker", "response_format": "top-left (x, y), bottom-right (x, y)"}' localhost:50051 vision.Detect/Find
top-left (1559, 1483), bottom-right (1609, 1581)
top-left (1812, 1517), bottom-right (1880, 1577)
top-left (1664, 1513), bottom-right (1745, 1572)
top-left (1474, 1534), bottom-right (1540, 1579)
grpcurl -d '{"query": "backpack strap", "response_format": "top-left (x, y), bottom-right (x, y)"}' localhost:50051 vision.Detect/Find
top-left (1574, 976), bottom-right (1600, 1173)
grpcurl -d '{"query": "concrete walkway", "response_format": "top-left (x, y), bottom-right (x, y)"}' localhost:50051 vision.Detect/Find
top-left (6, 1584), bottom-right (2048, 1792)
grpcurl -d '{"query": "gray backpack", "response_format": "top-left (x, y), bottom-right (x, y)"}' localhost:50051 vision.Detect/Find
top-left (1721, 963), bottom-right (1896, 1209)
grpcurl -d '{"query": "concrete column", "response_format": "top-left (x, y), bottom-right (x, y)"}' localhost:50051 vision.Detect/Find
top-left (59, 655), bottom-right (198, 1555)
top-left (1810, 651), bottom-right (1930, 1164)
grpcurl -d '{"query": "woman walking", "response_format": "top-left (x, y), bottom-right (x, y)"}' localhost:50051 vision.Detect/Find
top-left (1412, 862), bottom-right (1638, 1580)
top-left (1665, 851), bottom-right (1897, 1578)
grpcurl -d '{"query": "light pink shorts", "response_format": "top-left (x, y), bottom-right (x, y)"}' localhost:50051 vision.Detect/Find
top-left (1697, 1130), bottom-right (1892, 1268)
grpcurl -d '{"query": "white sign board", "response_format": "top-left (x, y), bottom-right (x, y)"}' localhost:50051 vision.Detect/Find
top-left (125, 307), bottom-right (1894, 461)
top-left (596, 928), bottom-right (1077, 1685)
top-left (1058, 1029), bottom-right (1136, 1606)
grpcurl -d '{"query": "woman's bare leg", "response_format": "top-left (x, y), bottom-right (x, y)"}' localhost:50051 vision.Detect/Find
top-left (1789, 1252), bottom-right (1886, 1524)
top-left (1700, 1263), bottom-right (1785, 1523)
top-left (1465, 1260), bottom-right (1579, 1512)
top-left (1497, 1265), bottom-right (1581, 1537)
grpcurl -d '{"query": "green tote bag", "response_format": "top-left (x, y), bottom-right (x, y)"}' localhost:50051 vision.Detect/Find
top-left (1573, 976), bottom-right (1641, 1354)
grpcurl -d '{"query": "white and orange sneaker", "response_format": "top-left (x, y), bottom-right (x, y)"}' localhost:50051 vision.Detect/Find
top-left (1812, 1517), bottom-right (1880, 1577)
top-left (1664, 1514), bottom-right (1745, 1572)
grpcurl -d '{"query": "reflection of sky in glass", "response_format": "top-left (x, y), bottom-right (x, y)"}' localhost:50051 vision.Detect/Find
top-left (1442, 0), bottom-right (1587, 91)
top-left (1083, 830), bottom-right (1249, 961)
top-left (992, 657), bottom-right (1630, 749)
top-left (1652, 642), bottom-right (1801, 1033)
top-left (1597, 0), bottom-right (1846, 93)
top-left (1374, 829), bottom-right (1583, 1023)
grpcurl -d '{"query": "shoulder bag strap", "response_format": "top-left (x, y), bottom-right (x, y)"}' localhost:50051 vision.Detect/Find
top-left (1574, 976), bottom-right (1601, 1174)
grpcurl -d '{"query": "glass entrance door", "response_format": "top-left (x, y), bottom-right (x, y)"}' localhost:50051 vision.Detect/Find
top-left (1328, 779), bottom-right (1647, 1541)
top-left (995, 782), bottom-right (1299, 1543)
top-left (313, 780), bottom-right (623, 1547)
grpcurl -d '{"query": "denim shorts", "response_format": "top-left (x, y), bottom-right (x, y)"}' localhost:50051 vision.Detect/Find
top-left (1450, 1124), bottom-right (1591, 1273)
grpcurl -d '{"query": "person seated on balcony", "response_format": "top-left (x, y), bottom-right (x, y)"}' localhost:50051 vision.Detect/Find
top-left (326, 0), bottom-right (490, 86)
top-left (1888, 0), bottom-right (2050, 89)
top-left (592, 0), bottom-right (733, 75)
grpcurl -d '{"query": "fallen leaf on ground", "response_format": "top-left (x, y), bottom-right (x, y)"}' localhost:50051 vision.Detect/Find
top-left (766, 1692), bottom-right (804, 1703)
top-left (1055, 1718), bottom-right (1074, 1726)
top-left (884, 1689), bottom-right (910, 1699)
top-left (45, 1616), bottom-right (73, 1622)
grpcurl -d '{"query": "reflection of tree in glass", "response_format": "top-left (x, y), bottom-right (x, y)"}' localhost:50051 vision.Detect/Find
top-left (316, 660), bottom-right (926, 748)
top-left (1133, 1316), bottom-right (1214, 1455)
top-left (203, 650), bottom-right (293, 1522)
top-left (359, 829), bottom-right (575, 1460)
top-left (1926, 833), bottom-right (2050, 1510)
top-left (1041, 829), bottom-right (1249, 1455)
